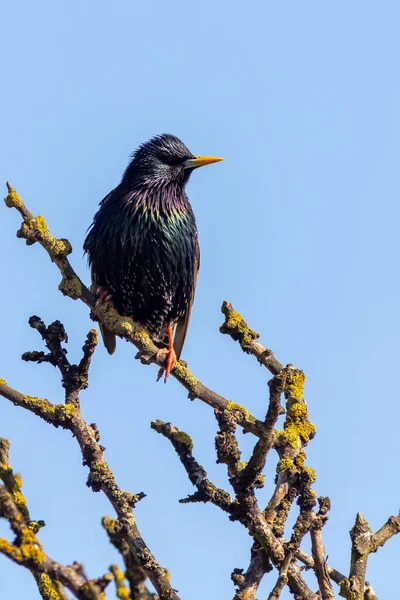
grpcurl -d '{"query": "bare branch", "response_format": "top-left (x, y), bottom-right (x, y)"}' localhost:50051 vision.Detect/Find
top-left (220, 300), bottom-right (283, 375)
top-left (310, 498), bottom-right (334, 600)
top-left (295, 548), bottom-right (345, 585)
top-left (371, 515), bottom-right (400, 552)
top-left (103, 517), bottom-right (158, 600)
top-left (151, 420), bottom-right (234, 514)
top-left (232, 541), bottom-right (271, 600)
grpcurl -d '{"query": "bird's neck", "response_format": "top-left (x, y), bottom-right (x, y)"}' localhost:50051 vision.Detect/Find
top-left (121, 181), bottom-right (190, 215)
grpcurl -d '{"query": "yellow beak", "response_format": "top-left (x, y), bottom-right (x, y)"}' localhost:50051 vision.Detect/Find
top-left (183, 155), bottom-right (224, 170)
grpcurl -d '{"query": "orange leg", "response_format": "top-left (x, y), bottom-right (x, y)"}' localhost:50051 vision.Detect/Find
top-left (156, 325), bottom-right (177, 383)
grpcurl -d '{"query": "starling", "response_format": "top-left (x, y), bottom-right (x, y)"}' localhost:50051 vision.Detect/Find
top-left (84, 133), bottom-right (223, 381)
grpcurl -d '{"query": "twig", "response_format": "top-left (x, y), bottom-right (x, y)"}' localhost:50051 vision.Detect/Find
top-left (109, 564), bottom-right (132, 599)
top-left (103, 516), bottom-right (158, 600)
top-left (151, 420), bottom-right (234, 513)
top-left (295, 548), bottom-right (345, 585)
top-left (220, 300), bottom-right (283, 375)
top-left (231, 541), bottom-right (271, 600)
top-left (310, 498), bottom-right (334, 600)
top-left (267, 554), bottom-right (291, 600)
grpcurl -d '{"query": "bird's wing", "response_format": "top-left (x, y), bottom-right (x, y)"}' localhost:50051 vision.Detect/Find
top-left (91, 266), bottom-right (116, 355)
top-left (173, 235), bottom-right (200, 359)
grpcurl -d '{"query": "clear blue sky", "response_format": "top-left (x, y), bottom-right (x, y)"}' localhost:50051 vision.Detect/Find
top-left (1, 2), bottom-right (400, 598)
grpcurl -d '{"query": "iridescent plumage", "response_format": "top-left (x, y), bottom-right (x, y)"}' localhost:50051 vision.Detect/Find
top-left (84, 134), bottom-right (222, 376)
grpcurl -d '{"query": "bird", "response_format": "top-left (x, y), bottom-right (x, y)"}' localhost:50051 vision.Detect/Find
top-left (84, 133), bottom-right (223, 381)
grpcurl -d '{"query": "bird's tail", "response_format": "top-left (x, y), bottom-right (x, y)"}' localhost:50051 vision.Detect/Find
top-left (100, 323), bottom-right (116, 355)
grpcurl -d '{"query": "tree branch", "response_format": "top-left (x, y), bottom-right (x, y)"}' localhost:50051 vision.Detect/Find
top-left (4, 183), bottom-right (265, 436)
top-left (103, 516), bottom-right (158, 600)
top-left (4, 183), bottom-right (397, 598)
top-left (0, 439), bottom-right (111, 599)
top-left (0, 320), bottom-right (179, 600)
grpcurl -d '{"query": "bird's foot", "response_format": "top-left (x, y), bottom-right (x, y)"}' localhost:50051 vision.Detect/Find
top-left (156, 347), bottom-right (177, 383)
top-left (95, 286), bottom-right (112, 307)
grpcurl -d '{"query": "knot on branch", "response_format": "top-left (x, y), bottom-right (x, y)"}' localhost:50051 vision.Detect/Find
top-left (17, 215), bottom-right (72, 258)
top-left (223, 401), bottom-right (257, 433)
top-left (231, 568), bottom-right (245, 586)
top-left (59, 274), bottom-right (83, 299)
top-left (350, 513), bottom-right (372, 555)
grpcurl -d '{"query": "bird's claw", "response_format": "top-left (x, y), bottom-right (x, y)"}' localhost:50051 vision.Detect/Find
top-left (156, 347), bottom-right (177, 383)
top-left (95, 286), bottom-right (112, 307)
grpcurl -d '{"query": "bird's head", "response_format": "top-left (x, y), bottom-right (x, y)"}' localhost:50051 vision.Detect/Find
top-left (123, 133), bottom-right (223, 188)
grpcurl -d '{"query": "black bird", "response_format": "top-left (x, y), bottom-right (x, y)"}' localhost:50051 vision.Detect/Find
top-left (84, 134), bottom-right (223, 381)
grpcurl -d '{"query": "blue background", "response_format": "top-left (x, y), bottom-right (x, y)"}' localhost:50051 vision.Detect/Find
top-left (1, 2), bottom-right (399, 598)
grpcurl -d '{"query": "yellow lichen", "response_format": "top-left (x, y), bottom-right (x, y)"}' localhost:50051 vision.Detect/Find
top-left (275, 428), bottom-right (299, 449)
top-left (0, 378), bottom-right (6, 386)
top-left (58, 276), bottom-right (82, 299)
top-left (117, 320), bottom-right (134, 336)
top-left (21, 397), bottom-right (76, 425)
top-left (18, 215), bottom-right (71, 258)
top-left (220, 305), bottom-right (259, 351)
top-left (303, 466), bottom-right (316, 483)
top-left (132, 329), bottom-right (149, 340)
top-left (289, 403), bottom-right (308, 419)
top-left (225, 401), bottom-right (256, 425)
top-left (91, 461), bottom-right (107, 472)
top-left (113, 567), bottom-right (125, 583)
top-left (294, 450), bottom-right (306, 468)
top-left (225, 310), bottom-right (257, 338)
top-left (19, 528), bottom-right (44, 564)
top-left (11, 487), bottom-right (28, 516)
top-left (0, 537), bottom-right (22, 562)
top-left (23, 396), bottom-right (55, 416)
top-left (0, 463), bottom-right (11, 476)
top-left (111, 565), bottom-right (131, 600)
top-left (37, 573), bottom-right (62, 600)
top-left (102, 516), bottom-right (117, 533)
top-left (54, 403), bottom-right (77, 422)
top-left (32, 215), bottom-right (49, 236)
top-left (116, 588), bottom-right (131, 600)
top-left (225, 309), bottom-right (247, 331)
top-left (255, 473), bottom-right (265, 487)
top-left (4, 186), bottom-right (23, 210)
top-left (173, 431), bottom-right (194, 450)
top-left (285, 369), bottom-right (306, 401)
top-left (277, 457), bottom-right (294, 472)
top-left (173, 361), bottom-right (198, 396)
top-left (237, 461), bottom-right (248, 471)
top-left (276, 401), bottom-right (315, 449)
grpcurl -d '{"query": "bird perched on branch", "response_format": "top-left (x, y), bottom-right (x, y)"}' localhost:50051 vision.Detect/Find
top-left (84, 133), bottom-right (223, 381)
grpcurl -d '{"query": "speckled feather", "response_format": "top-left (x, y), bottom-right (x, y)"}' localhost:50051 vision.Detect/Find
top-left (84, 134), bottom-right (200, 357)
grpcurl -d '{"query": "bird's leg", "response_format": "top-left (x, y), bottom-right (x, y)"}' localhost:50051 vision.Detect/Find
top-left (95, 286), bottom-right (113, 307)
top-left (156, 325), bottom-right (176, 383)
